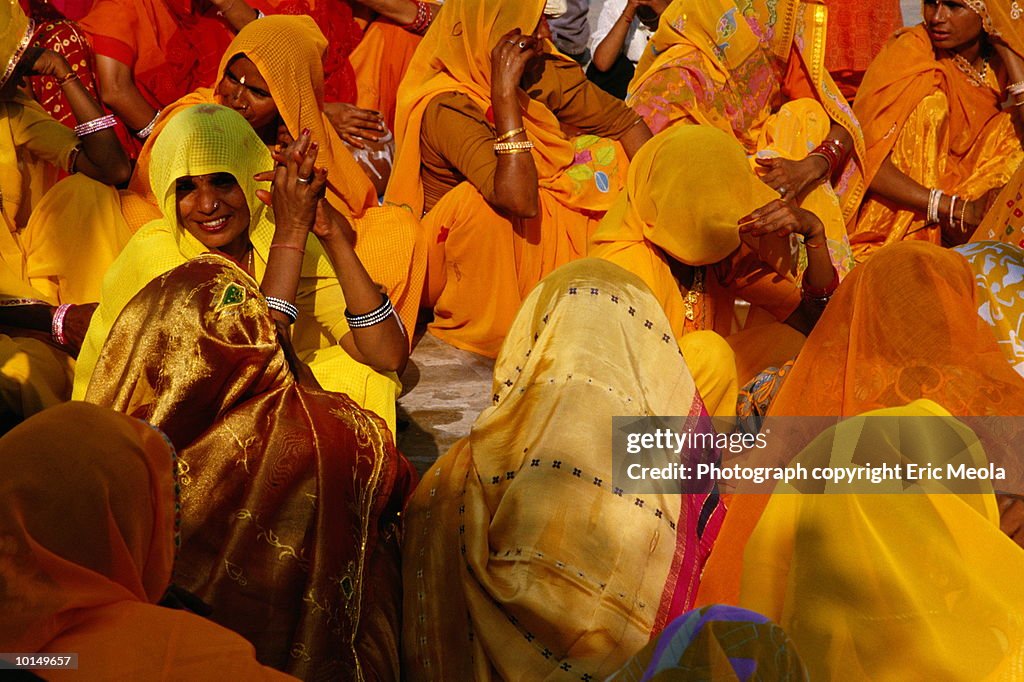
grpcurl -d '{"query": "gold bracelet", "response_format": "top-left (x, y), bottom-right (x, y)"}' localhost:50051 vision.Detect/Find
top-left (495, 147), bottom-right (533, 155)
top-left (493, 140), bottom-right (534, 153)
top-left (56, 71), bottom-right (78, 86)
top-left (495, 127), bottom-right (526, 142)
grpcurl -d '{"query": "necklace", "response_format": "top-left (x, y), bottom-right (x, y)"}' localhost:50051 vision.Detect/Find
top-left (951, 52), bottom-right (990, 87)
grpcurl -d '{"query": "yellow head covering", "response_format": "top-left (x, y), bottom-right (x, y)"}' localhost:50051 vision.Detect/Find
top-left (0, 0), bottom-right (32, 89)
top-left (741, 399), bottom-right (1024, 680)
top-left (387, 0), bottom-right (581, 214)
top-left (592, 125), bottom-right (779, 266)
top-left (148, 102), bottom-right (271, 251)
top-left (216, 15), bottom-right (376, 218)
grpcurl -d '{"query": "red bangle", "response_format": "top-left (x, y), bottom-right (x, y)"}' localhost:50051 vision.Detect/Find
top-left (801, 266), bottom-right (840, 300)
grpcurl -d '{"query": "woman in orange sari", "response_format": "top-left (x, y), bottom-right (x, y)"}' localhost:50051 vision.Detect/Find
top-left (387, 0), bottom-right (652, 357)
top-left (0, 401), bottom-right (292, 680)
top-left (627, 0), bottom-right (865, 278)
top-left (848, 0), bottom-right (1024, 260)
top-left (695, 241), bottom-right (1024, 607)
top-left (86, 255), bottom-right (415, 680)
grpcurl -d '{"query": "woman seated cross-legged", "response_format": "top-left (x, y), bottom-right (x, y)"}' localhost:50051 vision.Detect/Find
top-left (386, 0), bottom-right (653, 357)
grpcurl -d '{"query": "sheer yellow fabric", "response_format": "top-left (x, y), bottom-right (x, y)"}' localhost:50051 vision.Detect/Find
top-left (72, 104), bottom-right (400, 431)
top-left (740, 400), bottom-right (1024, 680)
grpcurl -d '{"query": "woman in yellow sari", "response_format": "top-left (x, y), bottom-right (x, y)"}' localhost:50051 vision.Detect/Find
top-left (85, 256), bottom-right (414, 680)
top-left (627, 0), bottom-right (865, 278)
top-left (591, 126), bottom-right (841, 416)
top-left (73, 103), bottom-right (408, 433)
top-left (849, 0), bottom-right (1024, 260)
top-left (402, 258), bottom-right (724, 680)
top-left (740, 400), bottom-right (1024, 679)
top-left (386, 0), bottom-right (653, 357)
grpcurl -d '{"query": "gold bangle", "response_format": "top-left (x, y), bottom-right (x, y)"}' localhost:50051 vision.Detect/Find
top-left (493, 140), bottom-right (534, 153)
top-left (495, 147), bottom-right (533, 155)
top-left (495, 127), bottom-right (526, 142)
top-left (56, 71), bottom-right (78, 86)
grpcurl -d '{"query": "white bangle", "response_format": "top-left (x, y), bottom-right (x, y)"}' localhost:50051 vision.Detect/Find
top-left (265, 296), bottom-right (299, 324)
top-left (927, 188), bottom-right (943, 225)
top-left (136, 110), bottom-right (160, 140)
top-left (74, 113), bottom-right (118, 137)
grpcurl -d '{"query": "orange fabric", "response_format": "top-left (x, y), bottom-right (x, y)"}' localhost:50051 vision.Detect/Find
top-left (79, 0), bottom-right (232, 109)
top-left (696, 241), bottom-right (1024, 607)
top-left (123, 17), bottom-right (424, 339)
top-left (0, 401), bottom-right (291, 680)
top-left (387, 0), bottom-right (628, 354)
top-left (349, 17), bottom-right (424, 130)
top-left (823, 0), bottom-right (902, 100)
top-left (85, 256), bottom-right (414, 679)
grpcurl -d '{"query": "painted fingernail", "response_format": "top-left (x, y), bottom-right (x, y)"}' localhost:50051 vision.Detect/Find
top-left (311, 142), bottom-right (319, 150)
top-left (301, 128), bottom-right (311, 136)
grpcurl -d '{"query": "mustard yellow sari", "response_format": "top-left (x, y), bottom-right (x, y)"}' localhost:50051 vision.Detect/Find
top-left (72, 104), bottom-right (402, 432)
top-left (627, 0), bottom-right (864, 277)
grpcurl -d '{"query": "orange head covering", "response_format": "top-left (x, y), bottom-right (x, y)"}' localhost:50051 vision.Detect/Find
top-left (769, 240), bottom-right (1024, 417)
top-left (216, 14), bottom-right (376, 217)
top-left (386, 0), bottom-right (580, 215)
top-left (0, 401), bottom-right (177, 652)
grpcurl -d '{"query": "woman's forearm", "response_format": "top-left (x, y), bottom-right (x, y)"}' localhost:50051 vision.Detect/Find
top-left (351, 0), bottom-right (417, 24)
top-left (210, 0), bottom-right (260, 31)
top-left (489, 89), bottom-right (539, 218)
top-left (94, 55), bottom-right (157, 131)
top-left (55, 62), bottom-right (130, 185)
top-left (591, 10), bottom-right (634, 72)
top-left (320, 229), bottom-right (409, 373)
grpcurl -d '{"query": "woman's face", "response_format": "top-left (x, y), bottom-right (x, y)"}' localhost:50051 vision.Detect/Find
top-left (923, 0), bottom-right (985, 52)
top-left (214, 56), bottom-right (279, 133)
top-left (175, 172), bottom-right (251, 259)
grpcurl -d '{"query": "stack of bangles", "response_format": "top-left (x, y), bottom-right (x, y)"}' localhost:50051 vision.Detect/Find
top-left (926, 187), bottom-right (969, 233)
top-left (73, 113), bottom-right (118, 138)
top-left (402, 0), bottom-right (433, 35)
top-left (51, 303), bottom-right (73, 346)
top-left (1008, 79), bottom-right (1024, 106)
top-left (266, 296), bottom-right (299, 324)
top-left (345, 293), bottom-right (396, 328)
top-left (800, 266), bottom-right (840, 310)
top-left (806, 138), bottom-right (845, 182)
top-left (494, 139), bottom-right (534, 156)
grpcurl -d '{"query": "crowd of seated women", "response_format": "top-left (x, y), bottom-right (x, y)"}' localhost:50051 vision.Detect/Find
top-left (2, 0), bottom-right (1024, 678)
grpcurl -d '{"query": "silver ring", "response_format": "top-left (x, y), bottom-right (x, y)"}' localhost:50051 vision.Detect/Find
top-left (296, 175), bottom-right (313, 185)
top-left (518, 40), bottom-right (527, 49)
top-left (778, 187), bottom-right (787, 196)
top-left (506, 40), bottom-right (516, 46)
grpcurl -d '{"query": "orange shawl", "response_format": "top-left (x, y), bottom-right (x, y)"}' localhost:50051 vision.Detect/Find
top-left (0, 401), bottom-right (291, 680)
top-left (129, 15), bottom-right (376, 219)
top-left (85, 256), bottom-right (414, 680)
top-left (386, 0), bottom-right (615, 217)
top-left (697, 241), bottom-right (1024, 606)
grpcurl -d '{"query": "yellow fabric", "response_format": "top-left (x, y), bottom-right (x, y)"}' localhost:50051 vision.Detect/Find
top-left (0, 0), bottom-right (31, 89)
top-left (387, 0), bottom-right (628, 355)
top-left (72, 104), bottom-right (400, 431)
top-left (627, 0), bottom-right (861, 269)
top-left (403, 257), bottom-right (724, 680)
top-left (740, 400), bottom-right (1024, 680)
top-left (0, 332), bottom-right (73, 421)
top-left (123, 16), bottom-right (425, 339)
top-left (590, 126), bottom-right (802, 403)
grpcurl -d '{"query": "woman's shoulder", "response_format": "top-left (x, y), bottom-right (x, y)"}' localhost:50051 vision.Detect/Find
top-left (880, 25), bottom-right (935, 59)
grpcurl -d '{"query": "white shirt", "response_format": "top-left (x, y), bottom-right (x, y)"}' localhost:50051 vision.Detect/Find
top-left (589, 0), bottom-right (655, 65)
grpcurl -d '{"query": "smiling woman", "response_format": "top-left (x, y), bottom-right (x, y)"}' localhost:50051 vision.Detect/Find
top-left (72, 104), bottom-right (410, 434)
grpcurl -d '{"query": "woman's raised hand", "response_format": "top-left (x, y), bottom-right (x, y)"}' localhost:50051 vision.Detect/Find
top-left (755, 155), bottom-right (830, 203)
top-left (491, 29), bottom-right (543, 98)
top-left (323, 102), bottom-right (387, 149)
top-left (254, 129), bottom-right (328, 236)
top-left (738, 199), bottom-right (827, 246)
